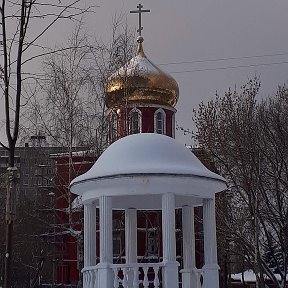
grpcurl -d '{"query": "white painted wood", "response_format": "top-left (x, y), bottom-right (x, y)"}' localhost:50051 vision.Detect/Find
top-left (125, 208), bottom-right (137, 288)
top-left (153, 266), bottom-right (160, 288)
top-left (87, 271), bottom-right (91, 287)
top-left (113, 268), bottom-right (119, 288)
top-left (193, 268), bottom-right (203, 288)
top-left (84, 204), bottom-right (96, 267)
top-left (93, 269), bottom-right (98, 288)
top-left (122, 267), bottom-right (128, 288)
top-left (181, 205), bottom-right (199, 288)
top-left (182, 205), bottom-right (195, 268)
top-left (97, 196), bottom-right (113, 288)
top-left (161, 193), bottom-right (179, 288)
top-left (203, 198), bottom-right (220, 288)
top-left (132, 267), bottom-right (139, 288)
top-left (143, 267), bottom-right (149, 288)
top-left (83, 271), bottom-right (88, 287)
top-left (99, 196), bottom-right (113, 263)
top-left (162, 193), bottom-right (176, 262)
top-left (110, 263), bottom-right (163, 288)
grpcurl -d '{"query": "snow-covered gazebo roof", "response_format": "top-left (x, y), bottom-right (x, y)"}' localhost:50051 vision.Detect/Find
top-left (70, 133), bottom-right (226, 209)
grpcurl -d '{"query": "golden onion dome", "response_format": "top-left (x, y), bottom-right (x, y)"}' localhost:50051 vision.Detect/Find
top-left (105, 37), bottom-right (179, 109)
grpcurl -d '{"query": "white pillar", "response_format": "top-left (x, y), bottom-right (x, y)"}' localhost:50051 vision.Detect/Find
top-left (125, 208), bottom-right (137, 286)
top-left (181, 205), bottom-right (200, 288)
top-left (162, 193), bottom-right (179, 288)
top-left (84, 204), bottom-right (96, 267)
top-left (125, 208), bottom-right (137, 263)
top-left (99, 196), bottom-right (113, 263)
top-left (203, 198), bottom-right (219, 288)
top-left (97, 196), bottom-right (113, 287)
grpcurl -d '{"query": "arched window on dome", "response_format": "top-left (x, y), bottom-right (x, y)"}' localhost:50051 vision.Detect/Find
top-left (129, 108), bottom-right (142, 134)
top-left (172, 113), bottom-right (175, 138)
top-left (154, 109), bottom-right (166, 135)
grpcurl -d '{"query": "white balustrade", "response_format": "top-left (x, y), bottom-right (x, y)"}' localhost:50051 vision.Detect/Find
top-left (122, 267), bottom-right (128, 287)
top-left (132, 267), bottom-right (139, 288)
top-left (142, 266), bottom-right (149, 288)
top-left (194, 268), bottom-right (204, 288)
top-left (81, 262), bottom-right (204, 288)
top-left (82, 266), bottom-right (98, 288)
top-left (113, 267), bottom-right (120, 288)
top-left (82, 263), bottom-right (163, 288)
top-left (153, 266), bottom-right (160, 288)
top-left (111, 263), bottom-right (163, 288)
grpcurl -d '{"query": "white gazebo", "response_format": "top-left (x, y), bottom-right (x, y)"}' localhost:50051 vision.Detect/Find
top-left (70, 133), bottom-right (226, 288)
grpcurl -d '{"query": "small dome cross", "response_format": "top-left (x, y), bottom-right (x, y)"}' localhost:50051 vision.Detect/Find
top-left (130, 4), bottom-right (150, 37)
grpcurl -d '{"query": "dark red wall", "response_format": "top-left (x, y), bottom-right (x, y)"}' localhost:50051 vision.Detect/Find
top-left (54, 155), bottom-right (95, 284)
top-left (115, 106), bottom-right (175, 139)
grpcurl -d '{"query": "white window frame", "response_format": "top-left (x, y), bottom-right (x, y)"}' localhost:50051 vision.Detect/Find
top-left (129, 108), bottom-right (142, 134)
top-left (154, 108), bottom-right (166, 135)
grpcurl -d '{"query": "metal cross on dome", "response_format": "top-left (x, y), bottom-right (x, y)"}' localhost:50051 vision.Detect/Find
top-left (130, 4), bottom-right (150, 37)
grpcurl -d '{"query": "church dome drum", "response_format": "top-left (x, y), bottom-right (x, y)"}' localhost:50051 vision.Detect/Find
top-left (105, 37), bottom-right (179, 109)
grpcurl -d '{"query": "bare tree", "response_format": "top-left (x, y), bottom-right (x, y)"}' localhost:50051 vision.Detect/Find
top-left (193, 78), bottom-right (288, 288)
top-left (24, 15), bottom-right (135, 224)
top-left (0, 1), bottom-right (94, 287)
top-left (17, 16), bottom-right (135, 285)
top-left (24, 14), bottom-right (135, 151)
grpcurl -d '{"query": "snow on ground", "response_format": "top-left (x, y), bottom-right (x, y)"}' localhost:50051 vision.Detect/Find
top-left (231, 270), bottom-right (288, 282)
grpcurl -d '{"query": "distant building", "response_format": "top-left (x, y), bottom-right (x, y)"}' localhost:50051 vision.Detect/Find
top-left (0, 137), bottom-right (65, 200)
top-left (0, 137), bottom-right (88, 287)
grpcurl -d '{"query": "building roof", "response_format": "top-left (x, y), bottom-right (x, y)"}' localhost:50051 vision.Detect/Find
top-left (71, 133), bottom-right (223, 181)
top-left (105, 38), bottom-right (179, 109)
top-left (70, 134), bottom-right (226, 208)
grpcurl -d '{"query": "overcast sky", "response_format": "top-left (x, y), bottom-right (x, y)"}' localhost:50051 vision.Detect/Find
top-left (86, 0), bottom-right (288, 144)
top-left (1, 0), bottom-right (288, 146)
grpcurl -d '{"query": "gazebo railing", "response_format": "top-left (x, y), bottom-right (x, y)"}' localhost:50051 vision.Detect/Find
top-left (82, 266), bottom-right (98, 288)
top-left (82, 262), bottom-right (164, 288)
top-left (111, 262), bottom-right (163, 288)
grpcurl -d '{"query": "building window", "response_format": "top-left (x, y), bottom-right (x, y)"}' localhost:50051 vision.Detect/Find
top-left (42, 178), bottom-right (48, 187)
top-left (113, 219), bottom-right (123, 257)
top-left (36, 177), bottom-right (42, 186)
top-left (147, 231), bottom-right (158, 256)
top-left (23, 168), bottom-right (29, 177)
top-left (154, 109), bottom-right (166, 135)
top-left (113, 233), bottom-right (121, 257)
top-left (110, 111), bottom-right (118, 142)
top-left (129, 108), bottom-right (141, 134)
top-left (35, 167), bottom-right (41, 176)
top-left (172, 113), bottom-right (175, 138)
top-left (23, 178), bottom-right (29, 186)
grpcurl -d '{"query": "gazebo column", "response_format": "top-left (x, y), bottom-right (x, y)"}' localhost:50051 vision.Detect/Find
top-left (162, 193), bottom-right (179, 288)
top-left (84, 203), bottom-right (96, 267)
top-left (97, 196), bottom-right (113, 287)
top-left (181, 205), bottom-right (200, 288)
top-left (125, 208), bottom-right (137, 285)
top-left (203, 198), bottom-right (219, 288)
